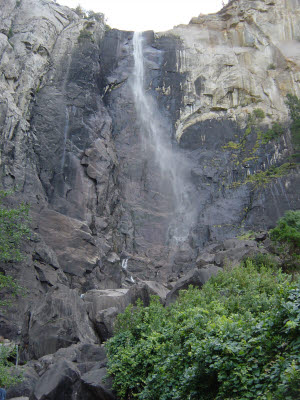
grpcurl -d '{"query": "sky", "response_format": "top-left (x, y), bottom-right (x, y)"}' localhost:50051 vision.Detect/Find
top-left (57, 0), bottom-right (225, 32)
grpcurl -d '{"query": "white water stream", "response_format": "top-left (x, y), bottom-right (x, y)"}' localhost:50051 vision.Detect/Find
top-left (131, 32), bottom-right (196, 242)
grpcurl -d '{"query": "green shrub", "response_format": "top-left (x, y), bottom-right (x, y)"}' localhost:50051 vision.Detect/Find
top-left (253, 108), bottom-right (265, 119)
top-left (0, 346), bottom-right (22, 387)
top-left (286, 94), bottom-right (300, 155)
top-left (7, 27), bottom-right (13, 39)
top-left (0, 190), bottom-right (30, 262)
top-left (86, 10), bottom-right (104, 22)
top-left (267, 63), bottom-right (276, 70)
top-left (74, 5), bottom-right (85, 17)
top-left (106, 261), bottom-right (299, 400)
top-left (270, 210), bottom-right (300, 253)
top-left (78, 28), bottom-right (93, 43)
top-left (0, 273), bottom-right (23, 308)
top-left (261, 122), bottom-right (285, 144)
top-left (244, 162), bottom-right (297, 188)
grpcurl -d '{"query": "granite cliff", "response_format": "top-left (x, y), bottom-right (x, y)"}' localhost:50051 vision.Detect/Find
top-left (0, 0), bottom-right (299, 398)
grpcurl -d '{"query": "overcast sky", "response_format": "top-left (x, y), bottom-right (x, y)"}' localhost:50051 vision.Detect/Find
top-left (57, 0), bottom-right (225, 31)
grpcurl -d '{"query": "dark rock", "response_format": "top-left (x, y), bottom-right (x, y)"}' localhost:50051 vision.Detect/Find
top-left (84, 282), bottom-right (169, 340)
top-left (21, 286), bottom-right (98, 360)
top-left (214, 239), bottom-right (265, 267)
top-left (81, 367), bottom-right (116, 400)
top-left (254, 231), bottom-right (268, 242)
top-left (6, 366), bottom-right (38, 399)
top-left (165, 266), bottom-right (222, 305)
top-left (31, 360), bottom-right (80, 400)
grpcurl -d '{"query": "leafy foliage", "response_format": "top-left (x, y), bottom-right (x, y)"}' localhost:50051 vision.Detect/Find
top-left (0, 190), bottom-right (30, 262)
top-left (270, 210), bottom-right (300, 274)
top-left (0, 346), bottom-right (22, 387)
top-left (270, 210), bottom-right (300, 254)
top-left (253, 108), bottom-right (265, 119)
top-left (261, 122), bottom-right (284, 144)
top-left (0, 274), bottom-right (23, 309)
top-left (286, 94), bottom-right (300, 157)
top-left (106, 261), bottom-right (300, 399)
top-left (78, 28), bottom-right (93, 43)
top-left (244, 163), bottom-right (297, 188)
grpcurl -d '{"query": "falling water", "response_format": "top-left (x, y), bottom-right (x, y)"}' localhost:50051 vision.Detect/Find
top-left (61, 107), bottom-right (69, 171)
top-left (121, 258), bottom-right (128, 270)
top-left (131, 32), bottom-right (196, 242)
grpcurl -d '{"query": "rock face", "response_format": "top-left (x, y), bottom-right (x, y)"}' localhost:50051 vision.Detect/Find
top-left (0, 0), bottom-right (299, 399)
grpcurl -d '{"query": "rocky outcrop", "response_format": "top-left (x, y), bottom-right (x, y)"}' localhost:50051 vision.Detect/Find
top-left (84, 281), bottom-right (169, 340)
top-left (175, 0), bottom-right (300, 141)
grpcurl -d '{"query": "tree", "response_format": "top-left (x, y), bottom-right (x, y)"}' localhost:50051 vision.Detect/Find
top-left (0, 189), bottom-right (30, 262)
top-left (0, 189), bottom-right (29, 388)
top-left (270, 210), bottom-right (300, 253)
top-left (286, 94), bottom-right (300, 157)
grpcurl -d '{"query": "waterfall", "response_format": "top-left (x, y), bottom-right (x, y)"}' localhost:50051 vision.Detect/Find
top-left (121, 258), bottom-right (128, 270)
top-left (131, 32), bottom-right (196, 242)
top-left (61, 107), bottom-right (69, 172)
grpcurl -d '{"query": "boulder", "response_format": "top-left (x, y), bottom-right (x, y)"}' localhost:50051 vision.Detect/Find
top-left (84, 282), bottom-right (169, 340)
top-left (6, 366), bottom-right (38, 399)
top-left (31, 360), bottom-right (80, 400)
top-left (81, 367), bottom-right (116, 400)
top-left (165, 265), bottom-right (222, 305)
top-left (21, 285), bottom-right (98, 360)
top-left (214, 240), bottom-right (266, 267)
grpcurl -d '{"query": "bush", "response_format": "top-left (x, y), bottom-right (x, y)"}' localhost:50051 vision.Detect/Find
top-left (78, 28), bottom-right (93, 43)
top-left (286, 94), bottom-right (300, 155)
top-left (270, 210), bottom-right (300, 255)
top-left (253, 108), bottom-right (265, 119)
top-left (270, 210), bottom-right (300, 274)
top-left (0, 190), bottom-right (30, 262)
top-left (74, 5), bottom-right (85, 17)
top-left (106, 261), bottom-right (299, 400)
top-left (261, 122), bottom-right (285, 144)
top-left (0, 274), bottom-right (23, 308)
top-left (0, 345), bottom-right (22, 387)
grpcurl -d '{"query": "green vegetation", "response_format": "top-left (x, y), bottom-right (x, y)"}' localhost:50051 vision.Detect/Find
top-left (237, 230), bottom-right (257, 240)
top-left (106, 260), bottom-right (300, 400)
top-left (261, 122), bottom-right (284, 144)
top-left (74, 5), bottom-right (104, 22)
top-left (0, 274), bottom-right (23, 308)
top-left (0, 189), bottom-right (28, 388)
top-left (286, 94), bottom-right (300, 157)
top-left (0, 189), bottom-right (30, 262)
top-left (270, 210), bottom-right (300, 273)
top-left (253, 108), bottom-right (265, 120)
top-left (77, 28), bottom-right (93, 43)
top-left (16, 0), bottom-right (21, 7)
top-left (244, 163), bottom-right (297, 188)
top-left (74, 5), bottom-right (85, 17)
top-left (267, 63), bottom-right (276, 70)
top-left (7, 27), bottom-right (13, 39)
top-left (0, 346), bottom-right (22, 388)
